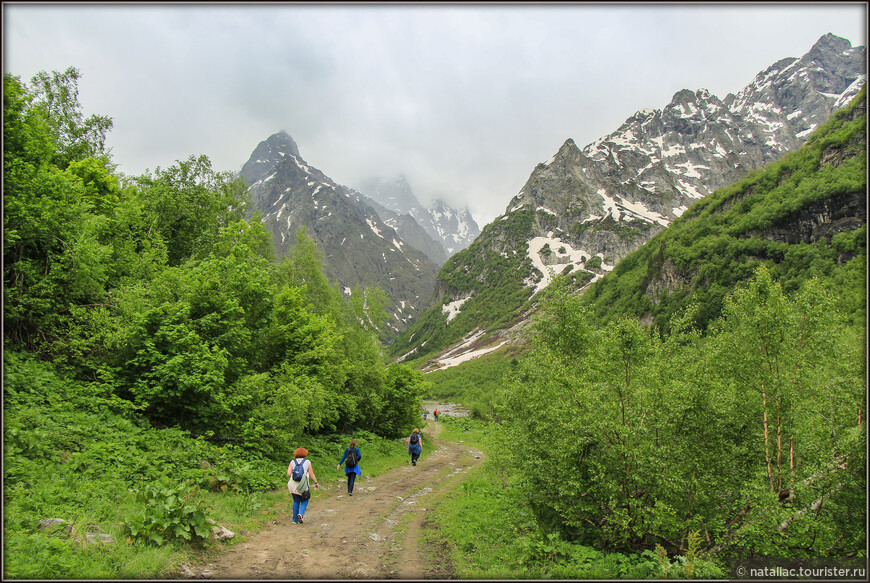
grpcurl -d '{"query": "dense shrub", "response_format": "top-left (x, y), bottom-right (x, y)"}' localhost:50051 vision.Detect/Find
top-left (496, 266), bottom-right (865, 558)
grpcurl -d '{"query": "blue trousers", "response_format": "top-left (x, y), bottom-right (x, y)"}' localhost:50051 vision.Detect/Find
top-left (292, 493), bottom-right (309, 522)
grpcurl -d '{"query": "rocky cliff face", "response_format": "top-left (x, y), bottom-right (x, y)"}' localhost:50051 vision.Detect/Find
top-left (393, 33), bottom-right (865, 360)
top-left (504, 34), bottom-right (865, 275)
top-left (357, 176), bottom-right (481, 259)
top-left (470, 33), bottom-right (861, 295)
top-left (240, 131), bottom-right (439, 336)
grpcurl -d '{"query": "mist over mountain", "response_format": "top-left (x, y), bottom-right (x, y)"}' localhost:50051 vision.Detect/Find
top-left (356, 175), bottom-right (481, 259)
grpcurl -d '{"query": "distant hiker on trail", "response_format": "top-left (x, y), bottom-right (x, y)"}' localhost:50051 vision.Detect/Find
top-left (433, 409), bottom-right (439, 421)
top-left (287, 447), bottom-right (320, 524)
top-left (407, 428), bottom-right (423, 466)
top-left (423, 410), bottom-right (428, 420)
top-left (336, 439), bottom-right (362, 496)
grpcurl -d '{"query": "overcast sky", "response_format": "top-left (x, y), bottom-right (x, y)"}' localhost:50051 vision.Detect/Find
top-left (4, 2), bottom-right (867, 224)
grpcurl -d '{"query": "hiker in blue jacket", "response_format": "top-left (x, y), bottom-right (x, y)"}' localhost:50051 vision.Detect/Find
top-left (407, 428), bottom-right (423, 466)
top-left (336, 439), bottom-right (362, 496)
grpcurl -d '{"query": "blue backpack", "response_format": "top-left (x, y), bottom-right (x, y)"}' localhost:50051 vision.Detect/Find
top-left (291, 459), bottom-right (306, 482)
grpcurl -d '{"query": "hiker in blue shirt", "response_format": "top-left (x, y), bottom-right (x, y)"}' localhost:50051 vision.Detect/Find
top-left (407, 428), bottom-right (422, 466)
top-left (336, 439), bottom-right (362, 496)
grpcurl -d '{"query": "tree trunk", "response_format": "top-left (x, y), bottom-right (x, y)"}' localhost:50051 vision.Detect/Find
top-left (762, 382), bottom-right (774, 492)
top-left (776, 409), bottom-right (783, 491)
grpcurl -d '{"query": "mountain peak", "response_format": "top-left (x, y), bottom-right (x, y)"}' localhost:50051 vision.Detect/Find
top-left (811, 32), bottom-right (853, 55)
top-left (670, 88), bottom-right (702, 105)
top-left (240, 131), bottom-right (303, 184)
top-left (556, 138), bottom-right (579, 158)
top-left (358, 175), bottom-right (419, 216)
top-left (267, 130), bottom-right (301, 159)
top-left (535, 138), bottom-right (582, 171)
top-left (239, 137), bottom-right (441, 338)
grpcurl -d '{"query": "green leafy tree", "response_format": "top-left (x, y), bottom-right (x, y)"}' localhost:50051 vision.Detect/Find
top-left (381, 364), bottom-right (428, 437)
top-left (134, 155), bottom-right (249, 266)
top-left (702, 266), bottom-right (865, 557)
top-left (242, 283), bottom-right (343, 451)
top-left (3, 73), bottom-right (54, 167)
top-left (275, 229), bottom-right (408, 436)
top-left (335, 286), bottom-right (389, 432)
top-left (28, 66), bottom-right (113, 167)
top-left (106, 220), bottom-right (273, 427)
top-left (3, 72), bottom-right (117, 356)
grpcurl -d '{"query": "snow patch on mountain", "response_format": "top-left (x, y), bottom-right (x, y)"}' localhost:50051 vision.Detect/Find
top-left (435, 341), bottom-right (508, 370)
top-left (597, 190), bottom-right (670, 225)
top-left (442, 296), bottom-right (471, 323)
top-left (422, 328), bottom-right (508, 370)
top-left (366, 218), bottom-right (385, 239)
top-left (525, 235), bottom-right (613, 295)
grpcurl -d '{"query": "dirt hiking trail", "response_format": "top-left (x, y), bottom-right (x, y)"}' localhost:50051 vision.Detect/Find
top-left (192, 409), bottom-right (482, 579)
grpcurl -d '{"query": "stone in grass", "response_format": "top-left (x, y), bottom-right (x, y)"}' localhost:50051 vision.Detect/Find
top-left (212, 525), bottom-right (235, 540)
top-left (38, 518), bottom-right (72, 533)
top-left (86, 533), bottom-right (115, 544)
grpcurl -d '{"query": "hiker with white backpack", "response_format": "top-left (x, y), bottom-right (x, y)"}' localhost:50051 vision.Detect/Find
top-left (406, 428), bottom-right (422, 466)
top-left (336, 439), bottom-right (362, 496)
top-left (287, 447), bottom-right (320, 524)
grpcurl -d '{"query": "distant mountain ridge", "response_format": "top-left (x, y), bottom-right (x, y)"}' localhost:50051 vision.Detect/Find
top-left (391, 33), bottom-right (865, 363)
top-left (357, 176), bottom-right (481, 260)
top-left (239, 131), bottom-right (439, 337)
top-left (362, 195), bottom-right (449, 266)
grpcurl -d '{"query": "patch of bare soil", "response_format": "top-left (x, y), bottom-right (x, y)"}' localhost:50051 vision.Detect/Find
top-left (187, 415), bottom-right (482, 580)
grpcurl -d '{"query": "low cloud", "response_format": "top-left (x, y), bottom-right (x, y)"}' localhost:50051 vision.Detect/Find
top-left (4, 3), bottom-right (866, 224)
